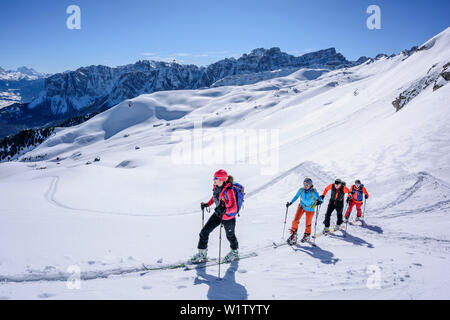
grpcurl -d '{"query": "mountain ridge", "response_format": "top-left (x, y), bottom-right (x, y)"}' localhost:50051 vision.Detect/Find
top-left (0, 47), bottom-right (368, 138)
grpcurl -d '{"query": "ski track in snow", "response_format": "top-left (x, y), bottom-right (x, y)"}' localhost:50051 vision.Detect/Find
top-left (41, 162), bottom-right (331, 219)
top-left (372, 171), bottom-right (450, 218)
top-left (41, 175), bottom-right (199, 218)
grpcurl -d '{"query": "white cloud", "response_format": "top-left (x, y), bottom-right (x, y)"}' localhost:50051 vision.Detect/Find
top-left (174, 53), bottom-right (190, 57)
top-left (141, 50), bottom-right (234, 65)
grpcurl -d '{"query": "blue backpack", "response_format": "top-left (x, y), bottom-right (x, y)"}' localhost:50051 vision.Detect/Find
top-left (352, 184), bottom-right (365, 201)
top-left (223, 183), bottom-right (245, 217)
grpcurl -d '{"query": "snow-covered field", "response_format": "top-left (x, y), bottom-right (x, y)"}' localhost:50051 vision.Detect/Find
top-left (0, 28), bottom-right (449, 300)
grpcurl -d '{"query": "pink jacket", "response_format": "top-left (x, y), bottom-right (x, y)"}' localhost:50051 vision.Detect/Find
top-left (206, 183), bottom-right (238, 220)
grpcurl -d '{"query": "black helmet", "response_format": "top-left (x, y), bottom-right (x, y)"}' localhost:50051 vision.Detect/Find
top-left (355, 179), bottom-right (362, 185)
top-left (334, 178), bottom-right (343, 185)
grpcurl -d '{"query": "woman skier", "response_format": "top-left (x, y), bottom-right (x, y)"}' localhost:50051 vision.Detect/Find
top-left (191, 169), bottom-right (239, 264)
top-left (286, 178), bottom-right (323, 245)
top-left (345, 179), bottom-right (369, 222)
top-left (320, 179), bottom-right (350, 233)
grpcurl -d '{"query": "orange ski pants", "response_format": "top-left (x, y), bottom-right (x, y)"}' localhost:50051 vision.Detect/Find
top-left (291, 206), bottom-right (315, 235)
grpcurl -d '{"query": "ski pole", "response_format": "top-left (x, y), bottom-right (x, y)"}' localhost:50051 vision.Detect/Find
top-left (282, 206), bottom-right (289, 240)
top-left (363, 198), bottom-right (367, 222)
top-left (218, 219), bottom-right (223, 280)
top-left (202, 208), bottom-right (205, 228)
top-left (344, 201), bottom-right (350, 237)
top-left (201, 206), bottom-right (210, 228)
top-left (313, 204), bottom-right (321, 244)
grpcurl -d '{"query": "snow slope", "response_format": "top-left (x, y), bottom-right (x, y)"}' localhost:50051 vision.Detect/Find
top-left (0, 28), bottom-right (449, 300)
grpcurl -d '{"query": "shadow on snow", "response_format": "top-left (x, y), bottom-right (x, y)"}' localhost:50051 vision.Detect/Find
top-left (194, 261), bottom-right (248, 300)
top-left (329, 231), bottom-right (375, 248)
top-left (292, 244), bottom-right (340, 265)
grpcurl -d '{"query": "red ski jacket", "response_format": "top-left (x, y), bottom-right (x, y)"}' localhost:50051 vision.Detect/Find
top-left (349, 185), bottom-right (369, 204)
top-left (322, 184), bottom-right (350, 202)
top-left (207, 183), bottom-right (238, 221)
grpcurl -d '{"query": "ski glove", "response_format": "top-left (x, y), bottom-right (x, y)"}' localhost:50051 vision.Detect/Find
top-left (320, 195), bottom-right (325, 200)
top-left (365, 195), bottom-right (369, 199)
top-left (316, 200), bottom-right (323, 205)
top-left (346, 197), bottom-right (351, 203)
top-left (201, 202), bottom-right (208, 210)
top-left (214, 202), bottom-right (226, 217)
top-left (286, 202), bottom-right (291, 208)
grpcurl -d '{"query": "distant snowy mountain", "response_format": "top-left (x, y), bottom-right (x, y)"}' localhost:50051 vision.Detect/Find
top-left (0, 67), bottom-right (49, 137)
top-left (0, 66), bottom-right (47, 81)
top-left (0, 66), bottom-right (48, 109)
top-left (31, 47), bottom-right (355, 116)
top-left (0, 48), bottom-right (365, 138)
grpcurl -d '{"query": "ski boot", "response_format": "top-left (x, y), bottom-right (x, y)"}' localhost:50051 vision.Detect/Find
top-left (287, 230), bottom-right (298, 245)
top-left (223, 249), bottom-right (239, 263)
top-left (300, 233), bottom-right (311, 243)
top-left (322, 227), bottom-right (330, 235)
top-left (334, 224), bottom-right (342, 232)
top-left (190, 249), bottom-right (208, 264)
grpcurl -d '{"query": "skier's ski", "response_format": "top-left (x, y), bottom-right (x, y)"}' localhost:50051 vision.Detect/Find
top-left (272, 241), bottom-right (288, 249)
top-left (349, 219), bottom-right (367, 227)
top-left (350, 218), bottom-right (366, 224)
top-left (140, 263), bottom-right (181, 276)
top-left (299, 239), bottom-right (317, 247)
top-left (313, 225), bottom-right (345, 239)
top-left (183, 252), bottom-right (258, 270)
top-left (142, 262), bottom-right (184, 271)
top-left (140, 257), bottom-right (221, 275)
top-left (141, 261), bottom-right (190, 275)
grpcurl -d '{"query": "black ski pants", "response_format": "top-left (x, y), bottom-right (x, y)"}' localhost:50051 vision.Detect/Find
top-left (198, 214), bottom-right (239, 250)
top-left (323, 201), bottom-right (344, 228)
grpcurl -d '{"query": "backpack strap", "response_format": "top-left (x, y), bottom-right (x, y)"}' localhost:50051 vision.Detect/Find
top-left (301, 187), bottom-right (320, 209)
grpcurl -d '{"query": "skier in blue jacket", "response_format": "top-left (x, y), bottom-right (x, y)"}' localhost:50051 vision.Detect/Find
top-left (286, 178), bottom-right (323, 244)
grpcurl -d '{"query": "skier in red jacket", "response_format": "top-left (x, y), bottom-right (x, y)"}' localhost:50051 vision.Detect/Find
top-left (320, 179), bottom-right (350, 233)
top-left (191, 169), bottom-right (239, 264)
top-left (345, 180), bottom-right (369, 222)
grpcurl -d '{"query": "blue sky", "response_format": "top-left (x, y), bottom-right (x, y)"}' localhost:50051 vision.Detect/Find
top-left (0, 0), bottom-right (449, 73)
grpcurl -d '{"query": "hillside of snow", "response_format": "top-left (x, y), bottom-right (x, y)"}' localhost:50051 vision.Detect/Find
top-left (0, 28), bottom-right (449, 300)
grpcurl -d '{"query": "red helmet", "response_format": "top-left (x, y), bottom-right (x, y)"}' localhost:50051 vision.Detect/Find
top-left (214, 169), bottom-right (228, 182)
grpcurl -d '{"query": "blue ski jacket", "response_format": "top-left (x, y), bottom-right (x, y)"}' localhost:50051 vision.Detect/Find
top-left (290, 187), bottom-right (321, 212)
